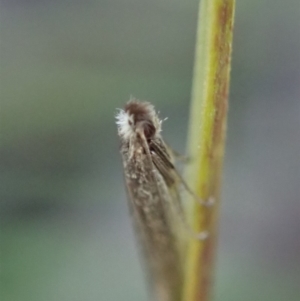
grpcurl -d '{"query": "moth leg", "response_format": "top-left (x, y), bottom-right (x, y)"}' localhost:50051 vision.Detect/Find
top-left (152, 140), bottom-right (189, 164)
top-left (174, 169), bottom-right (215, 207)
top-left (171, 188), bottom-right (209, 241)
top-left (151, 140), bottom-right (215, 207)
top-left (165, 145), bottom-right (190, 164)
top-left (163, 146), bottom-right (214, 205)
top-left (170, 149), bottom-right (190, 163)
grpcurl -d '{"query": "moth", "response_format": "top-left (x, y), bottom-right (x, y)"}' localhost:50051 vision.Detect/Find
top-left (116, 99), bottom-right (208, 301)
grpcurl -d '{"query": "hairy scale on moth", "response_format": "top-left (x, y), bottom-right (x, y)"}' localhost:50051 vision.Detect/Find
top-left (116, 99), bottom-right (211, 301)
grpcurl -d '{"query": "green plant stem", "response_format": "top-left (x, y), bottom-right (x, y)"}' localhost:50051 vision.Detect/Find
top-left (182, 1), bottom-right (235, 301)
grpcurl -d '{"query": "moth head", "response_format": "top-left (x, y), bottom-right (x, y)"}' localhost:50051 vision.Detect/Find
top-left (116, 99), bottom-right (162, 141)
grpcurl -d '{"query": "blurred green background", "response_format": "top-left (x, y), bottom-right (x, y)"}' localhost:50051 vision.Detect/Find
top-left (1, 1), bottom-right (299, 300)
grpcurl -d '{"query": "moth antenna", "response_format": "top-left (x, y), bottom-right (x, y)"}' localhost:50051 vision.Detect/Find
top-left (136, 129), bottom-right (157, 180)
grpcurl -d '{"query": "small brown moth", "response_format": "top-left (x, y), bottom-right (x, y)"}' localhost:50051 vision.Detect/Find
top-left (116, 99), bottom-right (208, 301)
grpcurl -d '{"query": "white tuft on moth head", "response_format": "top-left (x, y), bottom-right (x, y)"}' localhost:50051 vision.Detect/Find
top-left (116, 109), bottom-right (135, 141)
top-left (116, 100), bottom-right (164, 142)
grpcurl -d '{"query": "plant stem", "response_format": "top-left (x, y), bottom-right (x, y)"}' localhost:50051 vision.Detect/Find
top-left (182, 1), bottom-right (235, 301)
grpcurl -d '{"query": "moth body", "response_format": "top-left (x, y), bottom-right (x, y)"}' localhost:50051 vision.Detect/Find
top-left (117, 100), bottom-right (182, 301)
